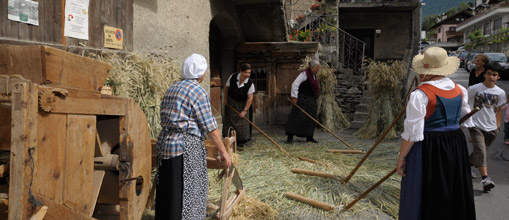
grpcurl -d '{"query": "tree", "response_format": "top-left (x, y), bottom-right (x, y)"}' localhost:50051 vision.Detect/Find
top-left (422, 15), bottom-right (439, 31)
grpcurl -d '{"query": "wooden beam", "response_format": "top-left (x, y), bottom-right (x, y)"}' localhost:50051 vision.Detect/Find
top-left (29, 206), bottom-right (48, 220)
top-left (47, 96), bottom-right (127, 115)
top-left (8, 82), bottom-right (38, 220)
top-left (327, 149), bottom-right (365, 154)
top-left (34, 193), bottom-right (97, 220)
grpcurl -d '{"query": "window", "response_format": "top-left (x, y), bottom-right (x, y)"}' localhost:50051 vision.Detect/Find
top-left (493, 18), bottom-right (502, 31)
top-left (483, 23), bottom-right (490, 35)
top-left (449, 26), bottom-right (456, 31)
top-left (250, 67), bottom-right (267, 92)
top-left (438, 28), bottom-right (441, 33)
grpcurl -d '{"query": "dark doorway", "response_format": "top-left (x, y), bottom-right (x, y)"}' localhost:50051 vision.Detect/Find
top-left (345, 28), bottom-right (374, 59)
top-left (209, 20), bottom-right (223, 118)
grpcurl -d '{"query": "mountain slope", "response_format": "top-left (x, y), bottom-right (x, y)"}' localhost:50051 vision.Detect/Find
top-left (422, 0), bottom-right (474, 17)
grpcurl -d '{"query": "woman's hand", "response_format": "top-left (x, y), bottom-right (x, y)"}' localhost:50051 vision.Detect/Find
top-left (239, 110), bottom-right (247, 118)
top-left (396, 158), bottom-right (406, 177)
top-left (291, 98), bottom-right (297, 106)
top-left (221, 151), bottom-right (232, 168)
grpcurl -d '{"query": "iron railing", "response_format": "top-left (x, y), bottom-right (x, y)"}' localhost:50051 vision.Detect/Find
top-left (292, 12), bottom-right (365, 75)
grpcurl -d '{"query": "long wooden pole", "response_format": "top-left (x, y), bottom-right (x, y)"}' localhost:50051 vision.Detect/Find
top-left (287, 98), bottom-right (358, 151)
top-left (285, 192), bottom-right (335, 211)
top-left (290, 168), bottom-right (336, 178)
top-left (343, 168), bottom-right (397, 210)
top-left (227, 105), bottom-right (290, 155)
top-left (342, 76), bottom-right (419, 184)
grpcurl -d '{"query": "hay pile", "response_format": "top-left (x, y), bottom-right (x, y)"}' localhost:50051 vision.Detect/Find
top-left (298, 57), bottom-right (350, 131)
top-left (94, 53), bottom-right (181, 138)
top-left (355, 59), bottom-right (407, 139)
top-left (317, 63), bottom-right (350, 131)
top-left (207, 133), bottom-right (401, 220)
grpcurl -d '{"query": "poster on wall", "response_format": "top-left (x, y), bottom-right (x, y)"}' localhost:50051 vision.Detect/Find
top-left (8, 0), bottom-right (39, 26)
top-left (64, 0), bottom-right (90, 40)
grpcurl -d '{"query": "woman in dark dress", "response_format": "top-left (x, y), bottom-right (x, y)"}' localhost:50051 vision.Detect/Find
top-left (285, 60), bottom-right (320, 143)
top-left (468, 54), bottom-right (489, 86)
top-left (397, 47), bottom-right (476, 220)
top-left (222, 63), bottom-right (255, 147)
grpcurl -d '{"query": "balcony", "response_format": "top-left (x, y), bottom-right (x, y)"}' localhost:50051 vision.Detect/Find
top-left (446, 30), bottom-right (464, 39)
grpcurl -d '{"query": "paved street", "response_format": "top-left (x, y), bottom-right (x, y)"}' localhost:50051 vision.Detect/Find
top-left (449, 68), bottom-right (509, 220)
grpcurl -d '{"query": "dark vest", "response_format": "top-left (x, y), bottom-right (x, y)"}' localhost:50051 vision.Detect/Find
top-left (298, 77), bottom-right (315, 97)
top-left (228, 72), bottom-right (253, 101)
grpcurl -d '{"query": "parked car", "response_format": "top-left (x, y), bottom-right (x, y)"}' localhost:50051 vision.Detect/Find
top-left (483, 53), bottom-right (509, 80)
top-left (459, 51), bottom-right (469, 68)
top-left (484, 53), bottom-right (508, 69)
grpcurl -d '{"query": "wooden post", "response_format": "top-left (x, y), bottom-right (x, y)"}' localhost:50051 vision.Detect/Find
top-left (226, 105), bottom-right (290, 155)
top-left (285, 192), bottom-right (335, 211)
top-left (288, 98), bottom-right (358, 151)
top-left (8, 82), bottom-right (38, 220)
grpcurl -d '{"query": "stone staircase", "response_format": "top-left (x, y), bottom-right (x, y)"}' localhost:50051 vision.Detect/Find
top-left (349, 89), bottom-right (372, 129)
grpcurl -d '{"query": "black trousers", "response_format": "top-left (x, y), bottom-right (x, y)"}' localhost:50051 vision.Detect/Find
top-left (155, 156), bottom-right (183, 220)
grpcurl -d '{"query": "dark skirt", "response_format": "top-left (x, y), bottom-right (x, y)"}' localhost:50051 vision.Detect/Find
top-left (399, 129), bottom-right (476, 220)
top-left (285, 94), bottom-right (317, 137)
top-left (223, 98), bottom-right (251, 142)
top-left (156, 134), bottom-right (208, 220)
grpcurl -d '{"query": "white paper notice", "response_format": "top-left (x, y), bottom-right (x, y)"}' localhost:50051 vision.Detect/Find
top-left (64, 0), bottom-right (90, 40)
top-left (8, 0), bottom-right (39, 26)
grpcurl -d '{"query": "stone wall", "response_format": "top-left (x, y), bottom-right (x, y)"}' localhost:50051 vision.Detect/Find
top-left (334, 68), bottom-right (364, 120)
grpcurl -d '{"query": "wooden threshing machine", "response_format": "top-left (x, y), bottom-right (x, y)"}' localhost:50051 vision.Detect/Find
top-left (0, 45), bottom-right (151, 220)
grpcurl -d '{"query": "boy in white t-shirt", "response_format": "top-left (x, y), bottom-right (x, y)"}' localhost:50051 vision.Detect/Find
top-left (467, 62), bottom-right (506, 193)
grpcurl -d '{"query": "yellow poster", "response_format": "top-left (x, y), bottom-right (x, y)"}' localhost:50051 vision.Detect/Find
top-left (104, 26), bottom-right (123, 49)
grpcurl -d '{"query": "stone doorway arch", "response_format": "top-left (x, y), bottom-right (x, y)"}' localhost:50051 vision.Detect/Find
top-left (209, 13), bottom-right (241, 121)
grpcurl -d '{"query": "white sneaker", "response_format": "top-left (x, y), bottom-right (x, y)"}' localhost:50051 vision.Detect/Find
top-left (471, 169), bottom-right (477, 179)
top-left (481, 177), bottom-right (495, 193)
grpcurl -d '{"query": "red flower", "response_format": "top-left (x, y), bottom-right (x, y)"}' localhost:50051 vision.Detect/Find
top-left (424, 64), bottom-right (429, 68)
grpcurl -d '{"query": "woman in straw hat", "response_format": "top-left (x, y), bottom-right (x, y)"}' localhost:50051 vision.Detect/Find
top-left (156, 54), bottom-right (231, 220)
top-left (397, 47), bottom-right (476, 220)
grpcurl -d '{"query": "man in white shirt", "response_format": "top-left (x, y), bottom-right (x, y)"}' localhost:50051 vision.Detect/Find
top-left (467, 62), bottom-right (506, 193)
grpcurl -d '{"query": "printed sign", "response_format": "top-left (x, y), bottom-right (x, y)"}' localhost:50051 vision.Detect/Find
top-left (64, 0), bottom-right (89, 40)
top-left (104, 26), bottom-right (123, 49)
top-left (8, 0), bottom-right (39, 26)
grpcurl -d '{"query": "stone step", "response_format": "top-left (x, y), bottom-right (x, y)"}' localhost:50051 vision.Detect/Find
top-left (349, 120), bottom-right (365, 129)
top-left (360, 96), bottom-right (372, 103)
top-left (353, 112), bottom-right (368, 121)
top-left (355, 103), bottom-right (368, 113)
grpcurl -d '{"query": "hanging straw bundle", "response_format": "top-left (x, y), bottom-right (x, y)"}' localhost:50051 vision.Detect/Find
top-left (95, 53), bottom-right (181, 138)
top-left (355, 59), bottom-right (407, 139)
top-left (317, 63), bottom-right (350, 131)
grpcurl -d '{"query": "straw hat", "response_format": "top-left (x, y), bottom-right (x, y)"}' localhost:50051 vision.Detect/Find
top-left (412, 47), bottom-right (459, 76)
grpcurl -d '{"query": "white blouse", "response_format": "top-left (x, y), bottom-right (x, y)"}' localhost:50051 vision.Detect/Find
top-left (226, 73), bottom-right (255, 95)
top-left (291, 71), bottom-right (316, 98)
top-left (401, 77), bottom-right (473, 142)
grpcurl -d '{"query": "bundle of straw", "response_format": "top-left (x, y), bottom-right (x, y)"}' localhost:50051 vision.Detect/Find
top-left (355, 59), bottom-right (407, 139)
top-left (95, 53), bottom-right (181, 138)
top-left (317, 63), bottom-right (350, 131)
